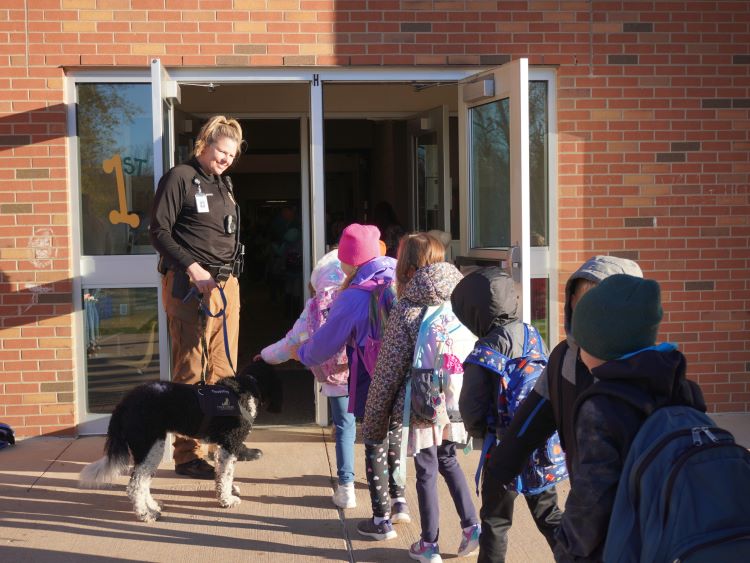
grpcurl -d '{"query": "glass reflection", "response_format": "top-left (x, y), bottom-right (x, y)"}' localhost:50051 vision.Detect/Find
top-left (529, 81), bottom-right (549, 247)
top-left (84, 287), bottom-right (159, 413)
top-left (77, 83), bottom-right (154, 256)
top-left (531, 277), bottom-right (549, 344)
top-left (470, 97), bottom-right (510, 248)
top-left (416, 131), bottom-right (441, 231)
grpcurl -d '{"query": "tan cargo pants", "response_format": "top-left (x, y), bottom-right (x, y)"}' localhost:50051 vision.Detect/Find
top-left (162, 270), bottom-right (240, 465)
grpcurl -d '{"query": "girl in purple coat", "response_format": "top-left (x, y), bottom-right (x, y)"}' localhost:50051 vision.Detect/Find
top-left (295, 224), bottom-right (409, 533)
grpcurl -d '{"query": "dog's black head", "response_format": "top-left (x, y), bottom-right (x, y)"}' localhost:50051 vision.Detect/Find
top-left (233, 359), bottom-right (283, 414)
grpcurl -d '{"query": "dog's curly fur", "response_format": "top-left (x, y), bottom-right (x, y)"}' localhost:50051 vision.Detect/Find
top-left (79, 360), bottom-right (282, 522)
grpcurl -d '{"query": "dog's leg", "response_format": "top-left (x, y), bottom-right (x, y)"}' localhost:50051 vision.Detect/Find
top-left (145, 441), bottom-right (165, 513)
top-left (126, 440), bottom-right (164, 522)
top-left (215, 447), bottom-right (241, 508)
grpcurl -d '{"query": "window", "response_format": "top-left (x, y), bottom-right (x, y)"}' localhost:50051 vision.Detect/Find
top-left (77, 83), bottom-right (155, 256)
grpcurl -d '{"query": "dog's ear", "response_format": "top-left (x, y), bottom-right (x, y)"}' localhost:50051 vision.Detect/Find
top-left (238, 359), bottom-right (283, 413)
top-left (217, 375), bottom-right (241, 394)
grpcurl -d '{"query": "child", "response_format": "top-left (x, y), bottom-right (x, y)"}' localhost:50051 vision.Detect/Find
top-left (363, 232), bottom-right (480, 561)
top-left (294, 223), bottom-right (405, 524)
top-left (259, 249), bottom-right (354, 508)
top-left (483, 256), bottom-right (644, 492)
top-left (556, 274), bottom-right (705, 561)
top-left (451, 267), bottom-right (562, 562)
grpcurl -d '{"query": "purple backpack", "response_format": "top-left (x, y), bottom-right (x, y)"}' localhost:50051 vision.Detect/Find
top-left (347, 278), bottom-right (397, 413)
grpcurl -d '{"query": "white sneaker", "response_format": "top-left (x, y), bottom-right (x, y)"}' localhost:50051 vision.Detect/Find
top-left (332, 482), bottom-right (356, 509)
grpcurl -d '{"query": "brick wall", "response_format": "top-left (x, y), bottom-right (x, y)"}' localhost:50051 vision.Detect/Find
top-left (1, 0), bottom-right (748, 436)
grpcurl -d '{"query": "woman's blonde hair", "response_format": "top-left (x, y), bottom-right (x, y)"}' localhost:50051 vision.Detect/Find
top-left (395, 232), bottom-right (446, 297)
top-left (193, 115), bottom-right (244, 158)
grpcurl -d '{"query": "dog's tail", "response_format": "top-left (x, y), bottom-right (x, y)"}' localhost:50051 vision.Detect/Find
top-left (79, 404), bottom-right (131, 489)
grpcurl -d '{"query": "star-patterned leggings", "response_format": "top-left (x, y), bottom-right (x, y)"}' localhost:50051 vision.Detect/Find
top-left (364, 418), bottom-right (404, 518)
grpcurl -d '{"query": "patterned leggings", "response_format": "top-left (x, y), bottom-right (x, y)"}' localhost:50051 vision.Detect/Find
top-left (364, 418), bottom-right (405, 518)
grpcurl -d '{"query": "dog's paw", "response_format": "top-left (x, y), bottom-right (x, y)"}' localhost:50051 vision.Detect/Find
top-left (218, 495), bottom-right (241, 508)
top-left (146, 497), bottom-right (163, 512)
top-left (232, 484), bottom-right (241, 496)
top-left (135, 508), bottom-right (161, 523)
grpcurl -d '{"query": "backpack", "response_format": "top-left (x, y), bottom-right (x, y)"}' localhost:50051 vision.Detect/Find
top-left (349, 278), bottom-right (397, 376)
top-left (602, 404), bottom-right (750, 562)
top-left (407, 302), bottom-right (476, 426)
top-left (0, 422), bottom-right (15, 450)
top-left (465, 323), bottom-right (568, 495)
top-left (305, 287), bottom-right (349, 387)
top-left (394, 301), bottom-right (475, 487)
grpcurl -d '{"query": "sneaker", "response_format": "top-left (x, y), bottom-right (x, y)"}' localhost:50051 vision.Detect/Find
top-left (356, 518), bottom-right (397, 541)
top-left (391, 500), bottom-right (411, 524)
top-left (332, 482), bottom-right (356, 509)
top-left (409, 539), bottom-right (442, 562)
top-left (174, 458), bottom-right (215, 480)
top-left (457, 523), bottom-right (481, 557)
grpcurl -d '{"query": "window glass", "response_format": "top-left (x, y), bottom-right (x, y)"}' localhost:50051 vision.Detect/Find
top-left (77, 83), bottom-right (154, 255)
top-left (469, 97), bottom-right (510, 248)
top-left (529, 81), bottom-right (549, 247)
top-left (84, 287), bottom-right (160, 413)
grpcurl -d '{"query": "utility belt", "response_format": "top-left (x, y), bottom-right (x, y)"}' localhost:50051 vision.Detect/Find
top-left (158, 244), bottom-right (244, 283)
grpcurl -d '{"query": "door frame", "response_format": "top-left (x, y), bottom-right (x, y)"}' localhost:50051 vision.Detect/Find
top-left (66, 65), bottom-right (558, 430)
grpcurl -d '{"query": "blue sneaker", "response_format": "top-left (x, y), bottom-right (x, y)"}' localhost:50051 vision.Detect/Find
top-left (391, 500), bottom-right (411, 524)
top-left (356, 518), bottom-right (397, 541)
top-left (457, 523), bottom-right (481, 557)
top-left (409, 539), bottom-right (442, 562)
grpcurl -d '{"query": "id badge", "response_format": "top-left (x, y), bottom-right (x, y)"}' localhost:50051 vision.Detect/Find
top-left (195, 192), bottom-right (209, 213)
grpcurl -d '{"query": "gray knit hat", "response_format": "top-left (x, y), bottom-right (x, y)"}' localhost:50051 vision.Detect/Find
top-left (572, 274), bottom-right (663, 361)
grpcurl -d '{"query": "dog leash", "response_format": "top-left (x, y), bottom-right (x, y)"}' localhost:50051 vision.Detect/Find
top-left (183, 285), bottom-right (236, 380)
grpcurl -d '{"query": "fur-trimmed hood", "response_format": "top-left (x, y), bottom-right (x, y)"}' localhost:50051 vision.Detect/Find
top-left (400, 261), bottom-right (464, 307)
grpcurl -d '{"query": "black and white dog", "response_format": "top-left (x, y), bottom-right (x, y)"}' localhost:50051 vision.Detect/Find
top-left (79, 360), bottom-right (282, 522)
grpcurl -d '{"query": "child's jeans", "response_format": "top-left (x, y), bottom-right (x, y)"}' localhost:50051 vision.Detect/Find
top-left (364, 418), bottom-right (404, 517)
top-left (478, 447), bottom-right (561, 563)
top-left (413, 441), bottom-right (478, 543)
top-left (329, 395), bottom-right (355, 485)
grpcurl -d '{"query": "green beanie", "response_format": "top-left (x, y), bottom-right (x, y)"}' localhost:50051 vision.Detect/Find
top-left (572, 274), bottom-right (663, 361)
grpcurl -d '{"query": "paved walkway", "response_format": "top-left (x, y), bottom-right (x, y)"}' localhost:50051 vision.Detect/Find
top-left (1, 414), bottom-right (748, 562)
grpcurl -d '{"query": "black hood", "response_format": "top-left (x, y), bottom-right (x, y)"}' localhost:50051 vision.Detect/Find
top-left (578, 348), bottom-right (706, 416)
top-left (451, 266), bottom-right (518, 338)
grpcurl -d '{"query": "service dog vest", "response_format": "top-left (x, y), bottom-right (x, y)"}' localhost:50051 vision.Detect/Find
top-left (192, 384), bottom-right (241, 418)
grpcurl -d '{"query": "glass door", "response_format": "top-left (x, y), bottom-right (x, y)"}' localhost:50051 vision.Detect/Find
top-left (409, 105), bottom-right (450, 236)
top-left (73, 62), bottom-right (178, 433)
top-left (458, 59), bottom-right (532, 321)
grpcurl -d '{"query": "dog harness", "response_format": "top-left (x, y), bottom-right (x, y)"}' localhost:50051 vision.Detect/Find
top-left (192, 383), bottom-right (242, 435)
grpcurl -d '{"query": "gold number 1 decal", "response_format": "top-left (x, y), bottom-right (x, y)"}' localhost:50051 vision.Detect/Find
top-left (103, 154), bottom-right (140, 229)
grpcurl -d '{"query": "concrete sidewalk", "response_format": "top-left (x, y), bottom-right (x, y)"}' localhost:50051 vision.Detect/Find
top-left (1, 414), bottom-right (748, 562)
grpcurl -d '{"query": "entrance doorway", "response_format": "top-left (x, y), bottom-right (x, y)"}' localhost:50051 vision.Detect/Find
top-left (172, 80), bottom-right (461, 424)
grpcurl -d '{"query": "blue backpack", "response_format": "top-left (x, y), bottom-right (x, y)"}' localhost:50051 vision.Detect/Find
top-left (465, 323), bottom-right (568, 495)
top-left (603, 404), bottom-right (750, 562)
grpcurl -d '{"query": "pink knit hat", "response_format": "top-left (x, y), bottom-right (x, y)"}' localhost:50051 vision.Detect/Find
top-left (338, 223), bottom-right (381, 266)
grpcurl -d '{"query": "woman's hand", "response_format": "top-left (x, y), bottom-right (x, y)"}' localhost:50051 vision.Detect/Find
top-left (186, 262), bottom-right (217, 295)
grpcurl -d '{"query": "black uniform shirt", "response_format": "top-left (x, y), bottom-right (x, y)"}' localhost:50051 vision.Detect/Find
top-left (149, 157), bottom-right (238, 271)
